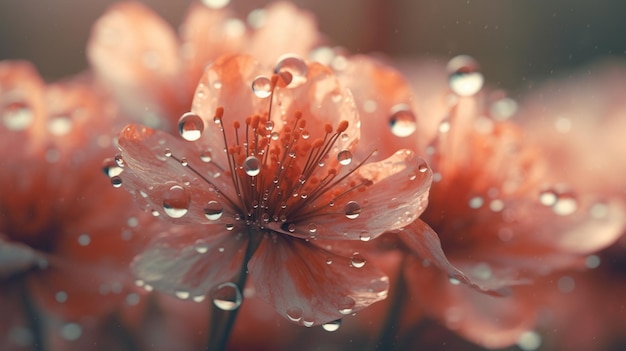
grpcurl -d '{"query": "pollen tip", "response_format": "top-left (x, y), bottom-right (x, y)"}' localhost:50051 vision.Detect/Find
top-left (311, 138), bottom-right (324, 148)
top-left (215, 106), bottom-right (224, 118)
top-left (294, 110), bottom-right (303, 119)
top-left (336, 120), bottom-right (349, 133)
top-left (324, 123), bottom-right (333, 134)
top-left (233, 121), bottom-right (241, 129)
top-left (251, 115), bottom-right (260, 129)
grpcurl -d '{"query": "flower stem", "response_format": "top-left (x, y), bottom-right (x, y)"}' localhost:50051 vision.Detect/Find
top-left (372, 255), bottom-right (408, 351)
top-left (17, 277), bottom-right (46, 351)
top-left (206, 234), bottom-right (261, 351)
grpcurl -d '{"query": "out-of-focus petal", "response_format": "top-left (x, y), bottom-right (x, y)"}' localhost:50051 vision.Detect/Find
top-left (249, 235), bottom-right (388, 326)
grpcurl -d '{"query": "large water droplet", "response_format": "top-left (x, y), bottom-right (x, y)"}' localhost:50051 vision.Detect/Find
top-left (274, 55), bottom-right (308, 88)
top-left (322, 319), bottom-right (342, 332)
top-left (389, 104), bottom-right (417, 137)
top-left (162, 185), bottom-right (190, 218)
top-left (350, 252), bottom-right (366, 268)
top-left (212, 282), bottom-right (242, 311)
top-left (447, 55), bottom-right (484, 97)
top-left (337, 150), bottom-right (352, 166)
top-left (178, 112), bottom-right (204, 141)
top-left (204, 200), bottom-right (223, 220)
top-left (2, 101), bottom-right (34, 131)
top-left (243, 156), bottom-right (261, 176)
top-left (344, 201), bottom-right (361, 219)
top-left (251, 76), bottom-right (272, 98)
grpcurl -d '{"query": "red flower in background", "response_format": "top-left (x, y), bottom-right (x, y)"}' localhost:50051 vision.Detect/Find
top-left (87, 1), bottom-right (321, 131)
top-left (114, 54), bottom-right (433, 327)
top-left (0, 61), bottom-right (145, 350)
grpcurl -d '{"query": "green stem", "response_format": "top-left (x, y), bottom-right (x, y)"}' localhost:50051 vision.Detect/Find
top-left (17, 278), bottom-right (46, 351)
top-left (206, 234), bottom-right (260, 351)
top-left (372, 255), bottom-right (408, 351)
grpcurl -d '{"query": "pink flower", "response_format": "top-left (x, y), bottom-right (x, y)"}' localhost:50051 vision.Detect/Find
top-left (87, 1), bottom-right (320, 130)
top-left (0, 61), bottom-right (145, 348)
top-left (340, 56), bottom-right (626, 348)
top-left (114, 54), bottom-right (433, 326)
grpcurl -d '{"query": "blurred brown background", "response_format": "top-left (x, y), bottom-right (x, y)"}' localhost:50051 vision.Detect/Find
top-left (1, 0), bottom-right (625, 94)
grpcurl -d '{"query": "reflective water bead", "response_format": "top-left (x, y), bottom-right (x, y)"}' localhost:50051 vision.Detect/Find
top-left (178, 112), bottom-right (205, 141)
top-left (202, 0), bottom-right (230, 9)
top-left (251, 76), bottom-right (272, 98)
top-left (111, 176), bottom-right (123, 188)
top-left (553, 194), bottom-right (578, 216)
top-left (162, 184), bottom-right (190, 218)
top-left (175, 290), bottom-right (190, 300)
top-left (344, 201), bottom-right (361, 219)
top-left (212, 282), bottom-right (242, 311)
top-left (517, 331), bottom-right (542, 351)
top-left (2, 101), bottom-right (34, 131)
top-left (204, 200), bottom-right (224, 221)
top-left (338, 297), bottom-right (355, 315)
top-left (274, 54), bottom-right (308, 87)
top-left (200, 151), bottom-right (212, 163)
top-left (48, 116), bottom-right (73, 136)
top-left (359, 231), bottom-right (371, 242)
top-left (102, 158), bottom-right (123, 177)
top-left (389, 104), bottom-right (417, 137)
top-left (322, 319), bottom-right (342, 332)
top-left (287, 307), bottom-right (303, 322)
top-left (539, 189), bottom-right (558, 206)
top-left (195, 239), bottom-right (210, 254)
top-left (337, 150), bottom-right (352, 166)
top-left (350, 252), bottom-right (366, 268)
top-left (243, 156), bottom-right (261, 176)
top-left (114, 154), bottom-right (125, 168)
top-left (447, 55), bottom-right (484, 97)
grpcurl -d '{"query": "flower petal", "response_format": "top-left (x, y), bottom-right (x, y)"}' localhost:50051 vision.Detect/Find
top-left (249, 235), bottom-right (388, 326)
top-left (290, 149), bottom-right (432, 241)
top-left (132, 225), bottom-right (248, 299)
top-left (118, 123), bottom-right (239, 224)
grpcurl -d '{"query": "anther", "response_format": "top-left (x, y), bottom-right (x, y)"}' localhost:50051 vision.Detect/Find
top-left (336, 120), bottom-right (349, 133)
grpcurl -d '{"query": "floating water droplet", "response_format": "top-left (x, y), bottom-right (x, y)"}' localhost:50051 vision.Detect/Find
top-left (212, 282), bottom-right (242, 311)
top-left (322, 319), bottom-right (342, 332)
top-left (162, 185), bottom-right (190, 218)
top-left (350, 252), bottom-right (366, 268)
top-left (274, 55), bottom-right (308, 87)
top-left (202, 0), bottom-right (230, 9)
top-left (114, 154), bottom-right (125, 168)
top-left (251, 76), bottom-right (272, 98)
top-left (204, 200), bottom-right (223, 221)
top-left (337, 150), bottom-right (352, 166)
top-left (2, 101), bottom-right (33, 131)
top-left (200, 151), bottom-right (212, 162)
top-left (447, 55), bottom-right (484, 97)
top-left (178, 112), bottom-right (204, 141)
top-left (389, 104), bottom-right (417, 137)
top-left (111, 176), bottom-right (123, 188)
top-left (344, 201), bottom-right (361, 219)
top-left (243, 156), bottom-right (261, 176)
top-left (287, 307), bottom-right (303, 322)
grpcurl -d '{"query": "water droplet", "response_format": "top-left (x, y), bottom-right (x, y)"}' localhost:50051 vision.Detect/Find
top-left (338, 297), bottom-right (355, 315)
top-left (77, 234), bottom-right (91, 246)
top-left (585, 255), bottom-right (601, 269)
top-left (337, 150), bottom-right (353, 166)
top-left (539, 189), bottom-right (558, 206)
top-left (287, 307), bottom-right (303, 322)
top-left (212, 282), bottom-right (242, 311)
top-left (243, 156), bottom-right (261, 176)
top-left (164, 148), bottom-right (172, 157)
top-left (389, 104), bottom-right (417, 137)
top-left (2, 101), bottom-right (34, 131)
top-left (418, 162), bottom-right (429, 173)
top-left (202, 0), bottom-right (230, 9)
top-left (162, 185), bottom-right (190, 218)
top-left (344, 201), bottom-right (361, 219)
top-left (447, 55), bottom-right (484, 97)
top-left (48, 116), bottom-right (73, 136)
top-left (178, 112), bottom-right (204, 141)
top-left (322, 319), bottom-right (342, 332)
top-left (200, 151), bottom-right (212, 162)
top-left (553, 194), bottom-right (578, 216)
top-left (350, 252), bottom-right (366, 268)
top-left (468, 196), bottom-right (484, 209)
top-left (448, 277), bottom-right (461, 285)
top-left (111, 176), bottom-right (123, 188)
top-left (490, 97), bottom-right (518, 120)
top-left (55, 291), bottom-right (68, 303)
top-left (359, 231), bottom-right (371, 242)
top-left (195, 239), bottom-right (210, 254)
top-left (126, 293), bottom-right (140, 306)
top-left (102, 158), bottom-right (123, 177)
top-left (60, 323), bottom-right (82, 341)
top-left (192, 295), bottom-right (206, 303)
top-left (517, 331), bottom-right (542, 351)
top-left (325, 257), bottom-right (333, 265)
top-left (204, 200), bottom-right (223, 220)
top-left (438, 118), bottom-right (451, 133)
top-left (251, 76), bottom-right (272, 98)
top-left (274, 55), bottom-right (308, 87)
top-left (175, 290), bottom-right (190, 300)
top-left (287, 223), bottom-right (296, 233)
top-left (180, 157), bottom-right (189, 167)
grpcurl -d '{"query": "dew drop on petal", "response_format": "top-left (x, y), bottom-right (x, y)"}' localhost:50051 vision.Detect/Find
top-left (243, 156), bottom-right (261, 176)
top-left (344, 201), bottom-right (361, 219)
top-left (200, 151), bottom-right (212, 163)
top-left (202, 0), bottom-right (230, 9)
top-left (447, 55), bottom-right (484, 97)
top-left (274, 54), bottom-right (308, 87)
top-left (359, 231), bottom-right (371, 242)
top-left (350, 252), bottom-right (366, 268)
top-left (212, 282), bottom-right (242, 311)
top-left (553, 194), bottom-right (578, 216)
top-left (175, 290), bottom-right (190, 300)
top-left (162, 185), bottom-right (190, 218)
top-left (322, 319), bottom-right (342, 332)
top-left (337, 150), bottom-right (352, 166)
top-left (195, 239), bottom-right (210, 254)
top-left (389, 104), bottom-right (417, 137)
top-left (338, 297), bottom-right (355, 315)
top-left (102, 158), bottom-right (123, 177)
top-left (178, 112), bottom-right (204, 141)
top-left (287, 307), bottom-right (303, 322)
top-left (204, 200), bottom-right (223, 221)
top-left (251, 76), bottom-right (272, 98)
top-left (111, 176), bottom-right (123, 188)
top-left (2, 101), bottom-right (34, 131)
top-left (539, 189), bottom-right (558, 206)
top-left (48, 116), bottom-right (73, 136)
